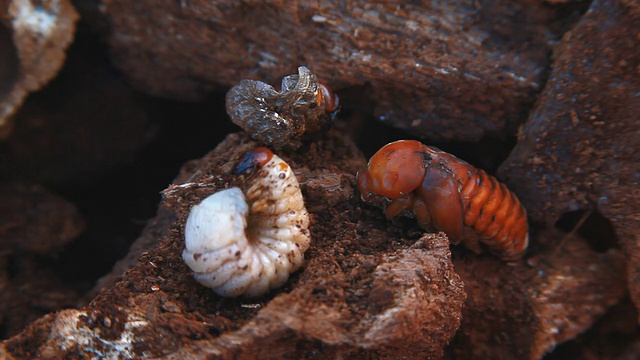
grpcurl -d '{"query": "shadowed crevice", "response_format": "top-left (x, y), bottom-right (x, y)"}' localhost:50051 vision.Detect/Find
top-left (0, 24), bottom-right (19, 103)
top-left (555, 209), bottom-right (618, 253)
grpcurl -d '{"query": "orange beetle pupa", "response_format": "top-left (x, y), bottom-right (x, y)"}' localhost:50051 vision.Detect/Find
top-left (357, 140), bottom-right (528, 261)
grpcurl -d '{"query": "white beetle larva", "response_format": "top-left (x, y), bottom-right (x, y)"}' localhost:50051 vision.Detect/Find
top-left (182, 147), bottom-right (311, 297)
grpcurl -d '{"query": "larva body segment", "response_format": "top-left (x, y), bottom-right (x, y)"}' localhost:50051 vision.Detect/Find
top-left (182, 148), bottom-right (310, 297)
top-left (356, 140), bottom-right (528, 261)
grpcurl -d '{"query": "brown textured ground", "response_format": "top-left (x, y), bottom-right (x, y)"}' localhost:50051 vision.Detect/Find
top-left (0, 130), bottom-right (630, 359)
top-left (1, 0), bottom-right (639, 358)
top-left (2, 131), bottom-right (468, 359)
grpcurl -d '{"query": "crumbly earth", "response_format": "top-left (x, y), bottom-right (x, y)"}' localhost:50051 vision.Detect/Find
top-left (1, 131), bottom-right (468, 358)
top-left (0, 130), bottom-right (629, 359)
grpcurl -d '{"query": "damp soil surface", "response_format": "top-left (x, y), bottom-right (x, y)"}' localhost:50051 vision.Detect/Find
top-left (3, 130), bottom-right (467, 359)
top-left (0, 126), bottom-right (630, 359)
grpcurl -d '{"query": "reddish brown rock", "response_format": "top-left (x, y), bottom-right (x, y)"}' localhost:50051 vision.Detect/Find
top-left (0, 182), bottom-right (83, 339)
top-left (102, 0), bottom-right (580, 141)
top-left (451, 230), bottom-right (627, 359)
top-left (165, 234), bottom-right (463, 359)
top-left (1, 129), bottom-right (631, 358)
top-left (0, 182), bottom-right (84, 254)
top-left (0, 256), bottom-right (78, 339)
top-left (498, 0), bottom-right (640, 318)
top-left (0, 38), bottom-right (151, 184)
top-left (544, 300), bottom-right (640, 360)
top-left (0, 131), bottom-right (466, 358)
top-left (0, 0), bottom-right (78, 138)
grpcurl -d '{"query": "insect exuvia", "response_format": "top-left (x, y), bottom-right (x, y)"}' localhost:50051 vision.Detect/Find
top-left (356, 140), bottom-right (528, 261)
top-left (225, 66), bottom-right (339, 149)
top-left (182, 147), bottom-right (311, 297)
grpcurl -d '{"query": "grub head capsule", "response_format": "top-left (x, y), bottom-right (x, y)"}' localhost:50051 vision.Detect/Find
top-left (232, 147), bottom-right (274, 175)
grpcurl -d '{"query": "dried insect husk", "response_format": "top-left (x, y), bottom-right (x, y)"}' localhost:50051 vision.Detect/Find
top-left (225, 66), bottom-right (334, 149)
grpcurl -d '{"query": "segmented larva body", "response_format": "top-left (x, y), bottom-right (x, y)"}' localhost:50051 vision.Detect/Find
top-left (357, 140), bottom-right (528, 261)
top-left (182, 148), bottom-right (310, 297)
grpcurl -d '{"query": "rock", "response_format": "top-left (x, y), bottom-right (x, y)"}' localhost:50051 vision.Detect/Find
top-left (164, 234), bottom-right (464, 359)
top-left (543, 300), bottom-right (640, 359)
top-left (451, 230), bottom-right (627, 359)
top-left (498, 0), bottom-right (640, 319)
top-left (0, 182), bottom-right (84, 254)
top-left (0, 35), bottom-right (151, 184)
top-left (0, 0), bottom-right (78, 138)
top-left (0, 256), bottom-right (78, 340)
top-left (102, 0), bottom-right (582, 141)
top-left (0, 130), bottom-right (466, 358)
top-left (1, 129), bottom-right (630, 357)
top-left (0, 182), bottom-right (83, 338)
